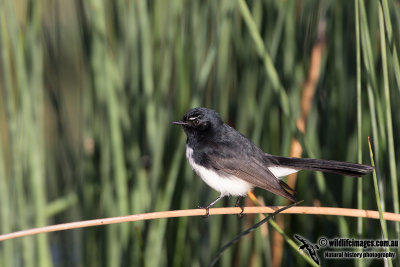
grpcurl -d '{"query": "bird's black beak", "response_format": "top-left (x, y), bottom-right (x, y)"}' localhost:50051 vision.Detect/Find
top-left (172, 120), bottom-right (188, 126)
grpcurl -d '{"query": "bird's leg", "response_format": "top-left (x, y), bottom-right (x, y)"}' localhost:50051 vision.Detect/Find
top-left (235, 197), bottom-right (244, 216)
top-left (198, 195), bottom-right (224, 218)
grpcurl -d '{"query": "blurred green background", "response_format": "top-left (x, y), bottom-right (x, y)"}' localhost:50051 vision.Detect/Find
top-left (0, 0), bottom-right (399, 266)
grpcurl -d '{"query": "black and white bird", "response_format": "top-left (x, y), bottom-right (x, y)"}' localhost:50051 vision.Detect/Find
top-left (173, 107), bottom-right (373, 216)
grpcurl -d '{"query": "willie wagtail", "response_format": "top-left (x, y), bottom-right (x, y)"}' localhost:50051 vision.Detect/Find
top-left (173, 107), bottom-right (373, 216)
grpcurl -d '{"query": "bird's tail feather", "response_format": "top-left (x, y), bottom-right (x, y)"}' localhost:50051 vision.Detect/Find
top-left (272, 156), bottom-right (374, 177)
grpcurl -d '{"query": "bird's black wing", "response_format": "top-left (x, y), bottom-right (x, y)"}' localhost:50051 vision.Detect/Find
top-left (205, 141), bottom-right (296, 202)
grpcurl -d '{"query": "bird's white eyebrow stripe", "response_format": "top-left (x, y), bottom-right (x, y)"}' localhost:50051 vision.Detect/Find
top-left (188, 116), bottom-right (199, 120)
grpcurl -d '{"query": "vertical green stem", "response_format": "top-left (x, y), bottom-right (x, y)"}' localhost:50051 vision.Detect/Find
top-left (368, 138), bottom-right (392, 267)
top-left (355, 1), bottom-right (363, 266)
top-left (378, 0), bottom-right (400, 242)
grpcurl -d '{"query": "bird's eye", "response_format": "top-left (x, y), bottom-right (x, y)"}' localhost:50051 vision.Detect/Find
top-left (194, 119), bottom-right (200, 125)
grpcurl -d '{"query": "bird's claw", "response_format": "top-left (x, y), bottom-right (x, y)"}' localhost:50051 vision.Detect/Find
top-left (197, 205), bottom-right (210, 218)
top-left (237, 206), bottom-right (244, 217)
top-left (235, 197), bottom-right (245, 217)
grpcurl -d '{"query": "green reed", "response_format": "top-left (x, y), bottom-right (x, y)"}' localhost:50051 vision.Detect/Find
top-left (0, 0), bottom-right (399, 266)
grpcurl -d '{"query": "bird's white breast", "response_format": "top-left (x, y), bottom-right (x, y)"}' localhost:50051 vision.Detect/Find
top-left (185, 146), bottom-right (298, 196)
top-left (186, 146), bottom-right (252, 196)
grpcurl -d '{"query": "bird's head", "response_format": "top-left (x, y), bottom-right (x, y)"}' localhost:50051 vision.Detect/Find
top-left (172, 107), bottom-right (223, 140)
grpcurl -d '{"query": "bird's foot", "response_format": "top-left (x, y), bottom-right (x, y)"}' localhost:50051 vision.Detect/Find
top-left (197, 205), bottom-right (210, 218)
top-left (235, 197), bottom-right (245, 217)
